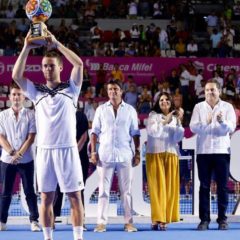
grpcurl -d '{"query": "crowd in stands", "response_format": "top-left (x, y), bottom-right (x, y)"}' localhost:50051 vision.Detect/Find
top-left (1, 1), bottom-right (240, 57)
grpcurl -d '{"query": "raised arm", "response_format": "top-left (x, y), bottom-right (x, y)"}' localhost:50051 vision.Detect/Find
top-left (12, 32), bottom-right (35, 90)
top-left (46, 31), bottom-right (83, 87)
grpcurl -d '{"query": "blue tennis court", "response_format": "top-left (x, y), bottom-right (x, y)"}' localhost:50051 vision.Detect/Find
top-left (1, 223), bottom-right (240, 240)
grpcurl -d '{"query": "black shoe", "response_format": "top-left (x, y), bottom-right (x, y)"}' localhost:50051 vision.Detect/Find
top-left (197, 221), bottom-right (209, 230)
top-left (218, 221), bottom-right (228, 230)
top-left (151, 224), bottom-right (158, 231)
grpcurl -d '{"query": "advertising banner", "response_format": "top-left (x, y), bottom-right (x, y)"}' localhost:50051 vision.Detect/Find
top-left (1, 57), bottom-right (240, 85)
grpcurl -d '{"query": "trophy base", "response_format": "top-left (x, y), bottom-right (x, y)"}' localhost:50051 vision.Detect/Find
top-left (28, 22), bottom-right (48, 46)
top-left (27, 36), bottom-right (47, 46)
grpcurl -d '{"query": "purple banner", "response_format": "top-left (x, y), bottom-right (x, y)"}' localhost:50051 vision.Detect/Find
top-left (1, 57), bottom-right (240, 85)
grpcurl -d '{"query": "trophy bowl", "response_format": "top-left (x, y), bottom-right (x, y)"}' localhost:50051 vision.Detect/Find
top-left (25, 0), bottom-right (52, 45)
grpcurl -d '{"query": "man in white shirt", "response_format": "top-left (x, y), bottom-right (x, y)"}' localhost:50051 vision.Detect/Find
top-left (194, 69), bottom-right (204, 93)
top-left (91, 79), bottom-right (140, 233)
top-left (12, 32), bottom-right (84, 240)
top-left (187, 39), bottom-right (198, 57)
top-left (0, 82), bottom-right (40, 232)
top-left (190, 79), bottom-right (236, 231)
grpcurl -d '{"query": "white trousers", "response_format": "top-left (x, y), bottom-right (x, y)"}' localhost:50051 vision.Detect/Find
top-left (96, 161), bottom-right (133, 224)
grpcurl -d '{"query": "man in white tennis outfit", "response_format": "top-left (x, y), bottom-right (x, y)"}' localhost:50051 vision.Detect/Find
top-left (12, 31), bottom-right (84, 240)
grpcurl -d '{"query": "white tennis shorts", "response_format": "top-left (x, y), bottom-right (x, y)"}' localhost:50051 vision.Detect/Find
top-left (36, 146), bottom-right (84, 193)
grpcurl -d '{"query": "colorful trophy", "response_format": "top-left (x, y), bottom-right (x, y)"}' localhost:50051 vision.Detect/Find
top-left (25, 0), bottom-right (52, 45)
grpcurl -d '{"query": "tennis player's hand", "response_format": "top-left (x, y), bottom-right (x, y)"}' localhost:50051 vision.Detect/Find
top-left (24, 31), bottom-right (41, 49)
top-left (132, 150), bottom-right (140, 167)
top-left (46, 30), bottom-right (59, 50)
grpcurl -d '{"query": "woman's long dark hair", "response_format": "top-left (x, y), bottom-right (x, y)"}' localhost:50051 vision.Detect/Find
top-left (152, 92), bottom-right (175, 114)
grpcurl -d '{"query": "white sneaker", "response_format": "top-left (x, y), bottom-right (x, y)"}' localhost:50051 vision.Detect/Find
top-left (0, 222), bottom-right (7, 231)
top-left (31, 221), bottom-right (41, 232)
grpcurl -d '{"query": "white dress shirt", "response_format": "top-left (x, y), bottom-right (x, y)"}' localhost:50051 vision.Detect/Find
top-left (194, 74), bottom-right (203, 91)
top-left (91, 100), bottom-right (140, 163)
top-left (146, 111), bottom-right (184, 154)
top-left (0, 107), bottom-right (36, 164)
top-left (180, 70), bottom-right (195, 86)
top-left (190, 100), bottom-right (236, 154)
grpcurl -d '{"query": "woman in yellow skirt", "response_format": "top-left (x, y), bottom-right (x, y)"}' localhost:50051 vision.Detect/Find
top-left (146, 92), bottom-right (184, 231)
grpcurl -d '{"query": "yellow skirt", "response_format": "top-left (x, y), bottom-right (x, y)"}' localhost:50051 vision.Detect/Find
top-left (146, 152), bottom-right (180, 223)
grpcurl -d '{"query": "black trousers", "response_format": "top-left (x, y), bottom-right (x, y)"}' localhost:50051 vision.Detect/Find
top-left (197, 154), bottom-right (230, 223)
top-left (53, 154), bottom-right (89, 217)
top-left (0, 161), bottom-right (39, 223)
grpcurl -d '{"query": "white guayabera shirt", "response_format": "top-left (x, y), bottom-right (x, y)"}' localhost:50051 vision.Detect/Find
top-left (190, 100), bottom-right (236, 154)
top-left (91, 100), bottom-right (140, 163)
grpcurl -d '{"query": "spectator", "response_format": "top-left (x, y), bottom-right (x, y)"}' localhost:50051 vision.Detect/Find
top-left (195, 69), bottom-right (204, 94)
top-left (16, 18), bottom-right (28, 34)
top-left (82, 68), bottom-right (92, 96)
top-left (84, 98), bottom-right (98, 128)
top-left (95, 42), bottom-right (105, 56)
top-left (223, 74), bottom-right (236, 100)
top-left (84, 4), bottom-right (95, 24)
top-left (224, 27), bottom-right (234, 57)
top-left (167, 20), bottom-right (177, 50)
top-left (123, 75), bottom-right (136, 92)
top-left (96, 63), bottom-right (107, 97)
top-left (90, 23), bottom-right (103, 43)
top-left (187, 38), bottom-right (198, 57)
top-left (168, 69), bottom-right (181, 94)
top-left (210, 28), bottom-right (222, 57)
top-left (233, 1), bottom-right (240, 20)
top-left (195, 79), bottom-right (205, 103)
top-left (139, 24), bottom-right (147, 44)
top-left (150, 75), bottom-right (159, 97)
top-left (212, 70), bottom-right (224, 89)
top-left (153, 82), bottom-right (164, 104)
top-left (224, 5), bottom-right (233, 23)
top-left (5, 5), bottom-right (15, 18)
top-left (124, 83), bottom-right (138, 109)
top-left (175, 38), bottom-right (186, 57)
top-left (128, 1), bottom-right (138, 19)
top-left (179, 64), bottom-right (195, 110)
top-left (137, 43), bottom-right (148, 56)
top-left (138, 0), bottom-right (150, 18)
top-left (152, 1), bottom-right (163, 19)
top-left (112, 28), bottom-right (126, 48)
top-left (158, 27), bottom-right (169, 51)
top-left (125, 43), bottom-right (137, 57)
top-left (138, 85), bottom-right (152, 114)
top-left (111, 63), bottom-right (125, 82)
top-left (173, 88), bottom-right (183, 109)
top-left (129, 24), bottom-right (140, 42)
top-left (205, 10), bottom-right (218, 35)
top-left (15, 4), bottom-right (25, 18)
top-left (105, 44), bottom-right (113, 56)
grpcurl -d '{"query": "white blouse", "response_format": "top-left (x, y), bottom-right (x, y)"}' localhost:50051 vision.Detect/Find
top-left (146, 111), bottom-right (184, 154)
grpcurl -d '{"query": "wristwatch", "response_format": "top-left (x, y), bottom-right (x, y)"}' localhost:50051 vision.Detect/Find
top-left (9, 149), bottom-right (15, 156)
